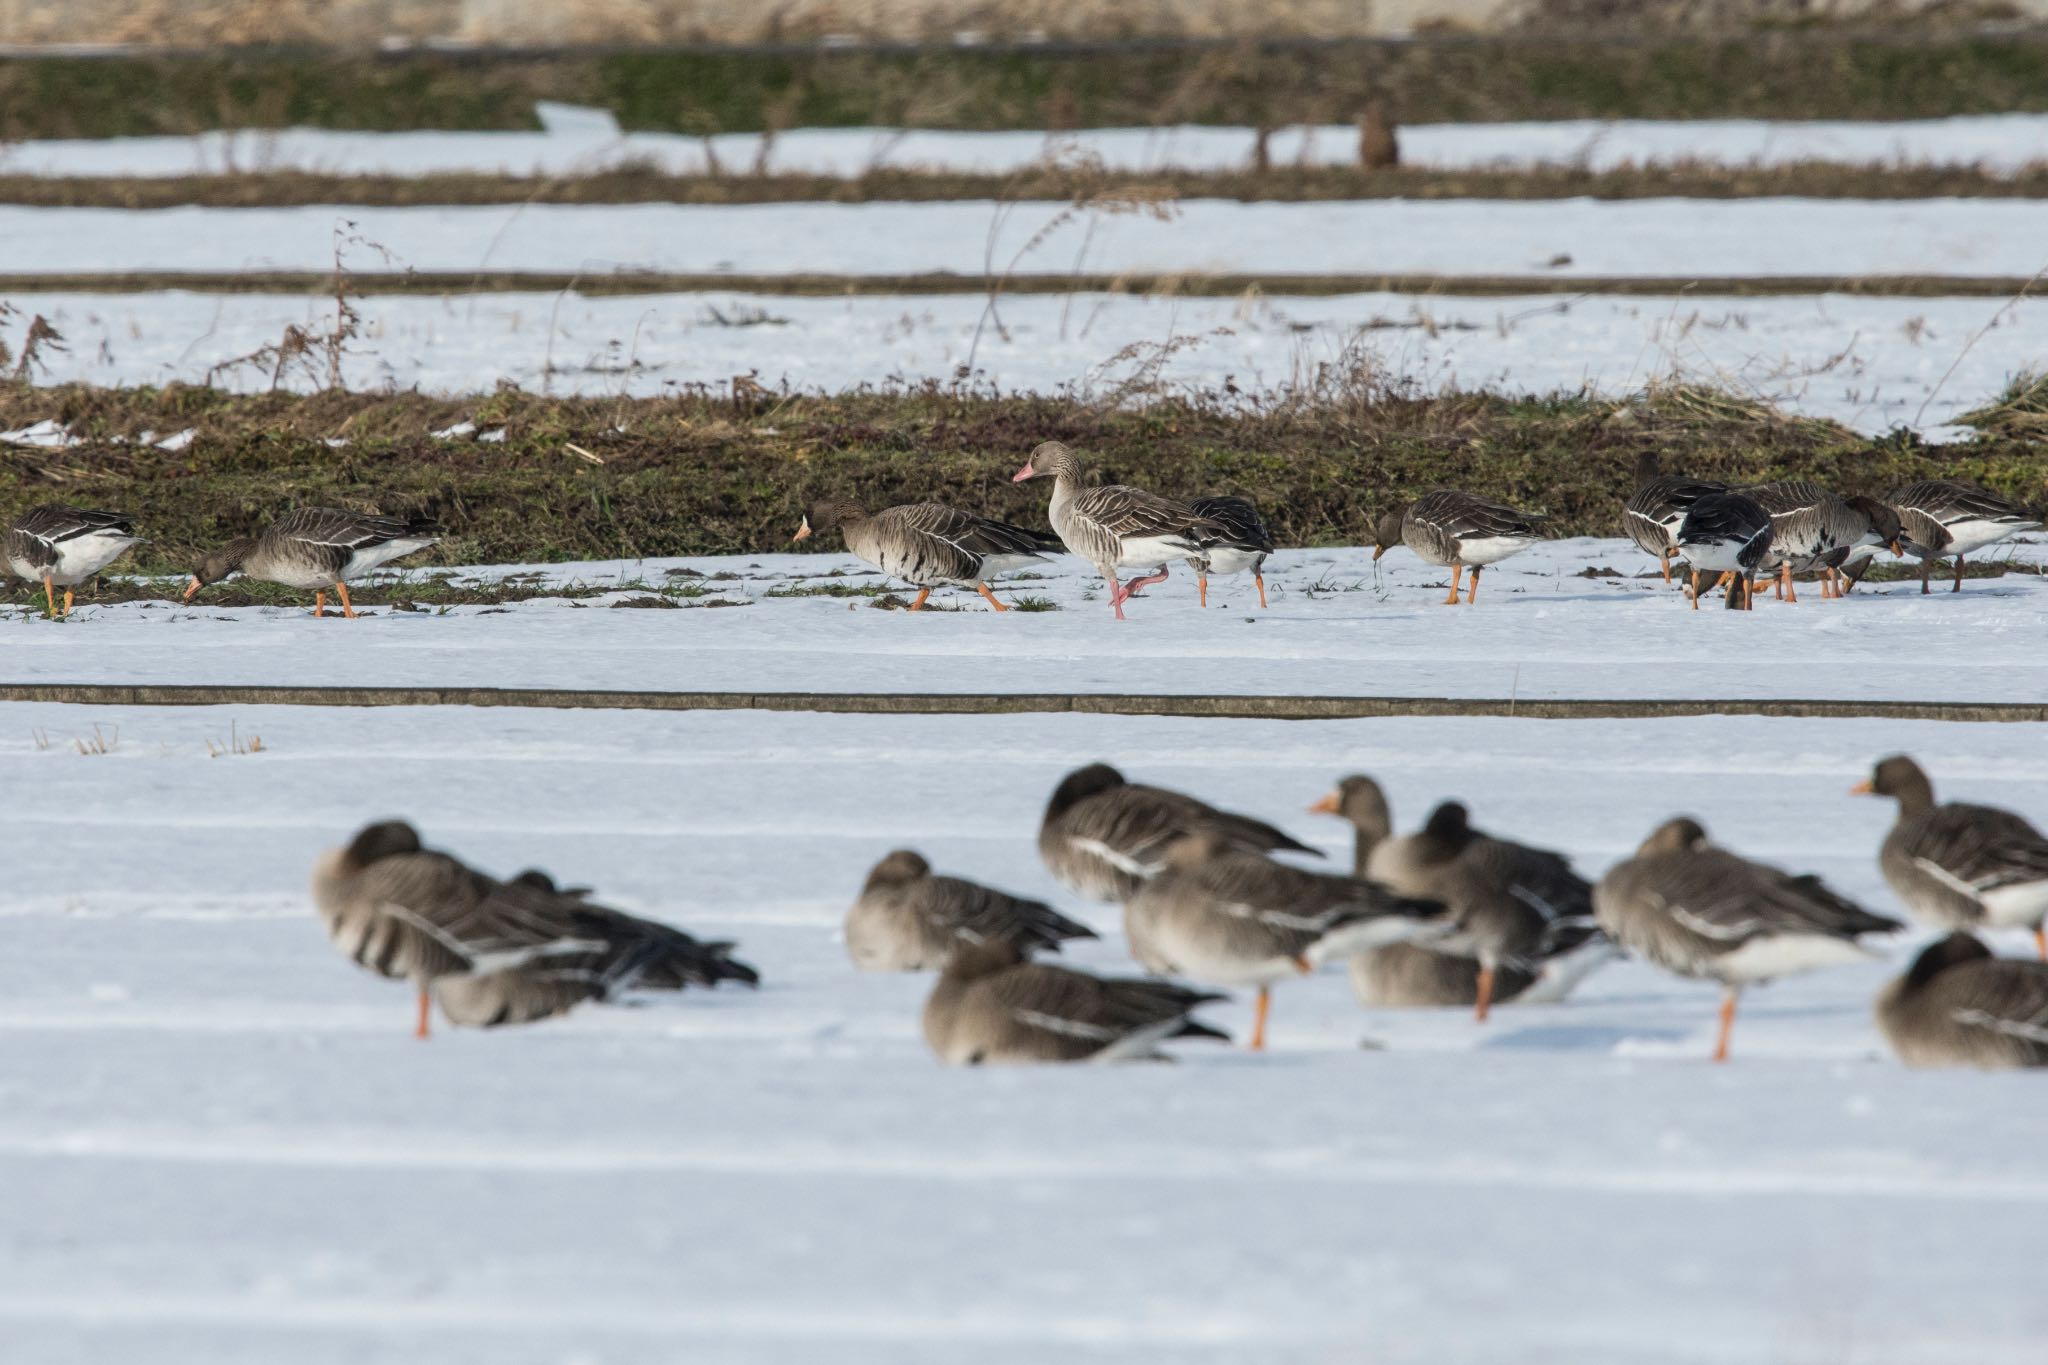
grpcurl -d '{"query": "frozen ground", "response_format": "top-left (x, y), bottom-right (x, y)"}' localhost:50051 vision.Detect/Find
top-left (4, 702), bottom-right (2046, 1364)
top-left (4, 198), bottom-right (2046, 279)
top-left (5, 539), bottom-right (2045, 702)
top-left (8, 287), bottom-right (2042, 435)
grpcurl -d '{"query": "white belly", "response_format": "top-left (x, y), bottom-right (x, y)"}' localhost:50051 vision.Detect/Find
top-left (45, 532), bottom-right (142, 585)
top-left (1455, 535), bottom-right (1537, 567)
top-left (1198, 547), bottom-right (1265, 576)
top-left (1679, 540), bottom-right (1751, 574)
top-left (1981, 879), bottom-right (2048, 928)
top-left (1114, 535), bottom-right (1196, 571)
top-left (1714, 933), bottom-right (1874, 984)
top-left (1943, 517), bottom-right (2038, 557)
top-left (340, 537), bottom-right (436, 581)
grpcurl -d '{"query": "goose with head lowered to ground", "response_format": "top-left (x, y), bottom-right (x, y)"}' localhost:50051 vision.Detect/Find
top-left (185, 506), bottom-right (443, 617)
top-left (1372, 489), bottom-right (1543, 605)
top-left (792, 497), bottom-right (1059, 612)
top-left (4, 503), bottom-right (144, 619)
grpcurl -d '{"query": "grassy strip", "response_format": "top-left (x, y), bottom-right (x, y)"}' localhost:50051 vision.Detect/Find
top-left (8, 32), bottom-right (2048, 141)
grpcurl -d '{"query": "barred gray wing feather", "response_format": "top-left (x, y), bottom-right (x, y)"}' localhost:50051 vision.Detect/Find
top-left (924, 874), bottom-right (1097, 951)
top-left (1907, 805), bottom-right (2048, 893)
top-left (1188, 497), bottom-right (1276, 553)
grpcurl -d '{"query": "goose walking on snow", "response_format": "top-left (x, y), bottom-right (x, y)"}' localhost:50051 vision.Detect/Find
top-left (185, 507), bottom-right (443, 617)
top-left (1676, 491), bottom-right (1773, 610)
top-left (1876, 933), bottom-right (2048, 1069)
top-left (1741, 480), bottom-right (1866, 602)
top-left (1372, 489), bottom-right (1542, 605)
top-left (1184, 495), bottom-right (1276, 609)
top-left (793, 498), bottom-right (1059, 612)
top-left (845, 849), bottom-right (1097, 971)
top-left (1622, 451), bottom-right (1726, 586)
top-left (4, 504), bottom-right (144, 619)
top-left (1887, 479), bottom-right (2041, 594)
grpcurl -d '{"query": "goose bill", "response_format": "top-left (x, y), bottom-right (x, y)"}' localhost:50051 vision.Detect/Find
top-left (1011, 463), bottom-right (1036, 482)
top-left (181, 576), bottom-right (201, 601)
top-left (791, 519), bottom-right (812, 542)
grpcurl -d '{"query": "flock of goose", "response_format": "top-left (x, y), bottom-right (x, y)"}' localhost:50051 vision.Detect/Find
top-left (312, 753), bottom-right (2048, 1070)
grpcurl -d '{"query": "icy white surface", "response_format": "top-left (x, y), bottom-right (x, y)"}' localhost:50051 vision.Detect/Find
top-left (3, 198), bottom-right (2046, 279)
top-left (11, 287), bottom-right (2046, 435)
top-left (6, 539), bottom-right (2046, 702)
top-left (4, 701), bottom-right (2047, 1364)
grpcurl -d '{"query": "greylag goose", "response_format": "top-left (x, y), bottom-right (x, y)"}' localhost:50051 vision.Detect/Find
top-left (1308, 775), bottom-right (1615, 1013)
top-left (1011, 441), bottom-right (1252, 619)
top-left (1184, 495), bottom-right (1276, 609)
top-left (1622, 451), bottom-right (1726, 585)
top-left (1740, 480), bottom-right (1866, 602)
top-left (1593, 817), bottom-right (1900, 1061)
top-left (1876, 932), bottom-right (2048, 1069)
top-left (4, 504), bottom-right (143, 619)
top-left (792, 498), bottom-right (1059, 612)
top-left (844, 849), bottom-right (1097, 970)
top-left (1887, 479), bottom-right (2041, 594)
top-left (1123, 829), bottom-right (1449, 1050)
top-left (1675, 491), bottom-right (1773, 610)
top-left (184, 506), bottom-right (444, 617)
top-left (1372, 489), bottom-right (1542, 605)
top-left (1852, 754), bottom-right (2048, 959)
top-left (922, 937), bottom-right (1229, 1064)
top-left (1038, 762), bottom-right (1320, 903)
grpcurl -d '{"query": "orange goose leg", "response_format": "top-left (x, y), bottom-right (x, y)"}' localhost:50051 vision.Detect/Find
top-left (907, 587), bottom-right (932, 612)
top-left (415, 987), bottom-right (432, 1041)
top-left (61, 587), bottom-right (74, 617)
top-left (1465, 565), bottom-right (1483, 605)
top-left (40, 575), bottom-right (57, 620)
top-left (1441, 563), bottom-right (1464, 606)
top-left (1779, 562), bottom-right (1797, 603)
top-left (1473, 966), bottom-right (1496, 1023)
top-left (1712, 988), bottom-right (1739, 1063)
top-left (1659, 547), bottom-right (1674, 584)
top-left (1254, 573), bottom-right (1268, 609)
top-left (313, 590), bottom-right (327, 618)
top-left (974, 582), bottom-right (1009, 612)
top-left (1250, 986), bottom-right (1271, 1052)
top-left (336, 582), bottom-right (359, 619)
top-left (1953, 554), bottom-right (1966, 593)
top-left (1689, 569), bottom-right (1702, 610)
top-left (1197, 573), bottom-right (1209, 608)
top-left (2035, 925), bottom-right (2045, 961)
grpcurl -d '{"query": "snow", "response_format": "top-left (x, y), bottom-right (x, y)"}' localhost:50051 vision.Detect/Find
top-left (12, 287), bottom-right (2047, 435)
top-left (5, 700), bottom-right (2047, 1363)
top-left (7, 539), bottom-right (2046, 702)
top-left (4, 198), bottom-right (2045, 279)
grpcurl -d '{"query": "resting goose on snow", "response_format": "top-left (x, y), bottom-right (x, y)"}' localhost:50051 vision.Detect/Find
top-left (922, 937), bottom-right (1229, 1064)
top-left (793, 498), bottom-right (1059, 612)
top-left (1740, 479), bottom-right (1866, 602)
top-left (844, 849), bottom-right (1097, 971)
top-left (1676, 491), bottom-right (1773, 610)
top-left (1037, 762), bottom-right (1320, 903)
top-left (185, 506), bottom-right (443, 617)
top-left (1184, 495), bottom-right (1277, 609)
top-left (4, 504), bottom-right (144, 619)
top-left (1372, 489), bottom-right (1543, 605)
top-left (1876, 932), bottom-right (2048, 1070)
top-left (1886, 479), bottom-right (2041, 594)
top-left (1123, 829), bottom-right (1450, 1050)
top-left (1593, 817), bottom-right (1900, 1062)
top-left (1622, 451), bottom-right (1726, 586)
top-left (1852, 754), bottom-right (2048, 959)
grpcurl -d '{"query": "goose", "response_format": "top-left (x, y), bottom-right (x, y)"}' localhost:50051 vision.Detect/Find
top-left (1887, 479), bottom-right (2041, 594)
top-left (1011, 441), bottom-right (1253, 619)
top-left (844, 849), bottom-right (1097, 971)
top-left (1038, 762), bottom-right (1320, 903)
top-left (1621, 451), bottom-right (1726, 585)
top-left (922, 937), bottom-right (1229, 1064)
top-left (1740, 480), bottom-right (1866, 602)
top-left (1876, 932), bottom-right (2048, 1070)
top-left (1593, 817), bottom-right (1900, 1061)
top-left (185, 506), bottom-right (443, 617)
top-left (1123, 829), bottom-right (1450, 1050)
top-left (1183, 495), bottom-right (1276, 609)
top-left (1851, 754), bottom-right (2048, 959)
top-left (1675, 490), bottom-right (1773, 610)
top-left (792, 498), bottom-right (1059, 612)
top-left (4, 504), bottom-right (144, 619)
top-left (1833, 494), bottom-right (1905, 594)
top-left (1372, 489), bottom-right (1542, 605)
top-left (1308, 775), bottom-right (1615, 1013)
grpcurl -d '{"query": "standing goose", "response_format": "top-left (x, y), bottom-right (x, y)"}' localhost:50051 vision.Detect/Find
top-left (1184, 495), bottom-right (1277, 609)
top-left (792, 498), bottom-right (1059, 612)
top-left (1622, 451), bottom-right (1726, 585)
top-left (1123, 830), bottom-right (1450, 1050)
top-left (1372, 489), bottom-right (1543, 605)
top-left (922, 937), bottom-right (1229, 1064)
top-left (1037, 762), bottom-right (1320, 904)
top-left (1011, 441), bottom-right (1251, 619)
top-left (4, 504), bottom-right (143, 619)
top-left (1833, 495), bottom-right (1905, 594)
top-left (1593, 817), bottom-right (1900, 1061)
top-left (1887, 479), bottom-right (2040, 594)
top-left (185, 506), bottom-right (444, 617)
top-left (844, 849), bottom-right (1097, 971)
top-left (1675, 490), bottom-right (1773, 610)
top-left (1852, 754), bottom-right (2048, 959)
top-left (1876, 933), bottom-right (2048, 1070)
top-left (1741, 480), bottom-right (1865, 602)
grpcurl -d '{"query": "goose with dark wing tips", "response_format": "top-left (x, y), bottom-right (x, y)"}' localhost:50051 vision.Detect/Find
top-left (793, 498), bottom-right (1059, 612)
top-left (1372, 489), bottom-right (1542, 605)
top-left (844, 849), bottom-right (1097, 971)
top-left (922, 937), bottom-right (1229, 1064)
top-left (1622, 451), bottom-right (1726, 586)
top-left (4, 504), bottom-right (144, 618)
top-left (1876, 932), bottom-right (2048, 1070)
top-left (1852, 754), bottom-right (2048, 959)
top-left (1833, 495), bottom-right (1905, 594)
top-left (1741, 479), bottom-right (1867, 602)
top-left (1676, 491), bottom-right (1773, 610)
top-left (1887, 479), bottom-right (2040, 594)
top-left (1593, 817), bottom-right (1901, 1061)
top-left (185, 506), bottom-right (443, 617)
top-left (1184, 495), bottom-right (1277, 609)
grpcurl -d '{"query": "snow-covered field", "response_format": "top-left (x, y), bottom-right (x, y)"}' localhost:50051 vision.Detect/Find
top-left (6, 700), bottom-right (2047, 1364)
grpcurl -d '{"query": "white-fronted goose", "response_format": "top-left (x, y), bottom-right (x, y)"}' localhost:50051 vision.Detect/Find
top-left (1832, 495), bottom-right (1905, 594)
top-left (922, 937), bottom-right (1229, 1064)
top-left (1123, 829), bottom-right (1449, 1050)
top-left (1675, 490), bottom-right (1773, 610)
top-left (1372, 488), bottom-right (1542, 605)
top-left (1038, 762), bottom-right (1320, 903)
top-left (1622, 451), bottom-right (1726, 585)
top-left (792, 498), bottom-right (1059, 612)
top-left (4, 504), bottom-right (143, 618)
top-left (1593, 817), bottom-right (1900, 1061)
top-left (1852, 754), bottom-right (2048, 959)
top-left (1308, 775), bottom-right (1615, 1014)
top-left (1185, 495), bottom-right (1276, 609)
top-left (185, 506), bottom-right (444, 617)
top-left (1888, 479), bottom-right (2041, 594)
top-left (1740, 479), bottom-right (1867, 602)
top-left (1011, 441), bottom-right (1253, 619)
top-left (844, 849), bottom-right (1097, 971)
top-left (1876, 932), bottom-right (2048, 1069)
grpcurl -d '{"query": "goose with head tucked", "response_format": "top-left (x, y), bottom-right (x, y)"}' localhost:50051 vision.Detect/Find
top-left (1886, 479), bottom-right (2041, 594)
top-left (1676, 490), bottom-right (1773, 610)
top-left (185, 506), bottom-right (443, 617)
top-left (1622, 451), bottom-right (1726, 586)
top-left (844, 849), bottom-right (1097, 971)
top-left (1372, 489), bottom-right (1543, 605)
top-left (793, 498), bottom-right (1059, 612)
top-left (1876, 932), bottom-right (2048, 1070)
top-left (1183, 495), bottom-right (1277, 609)
top-left (4, 504), bottom-right (144, 619)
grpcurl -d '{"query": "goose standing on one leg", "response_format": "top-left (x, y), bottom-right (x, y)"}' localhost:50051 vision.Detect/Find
top-left (1372, 489), bottom-right (1543, 605)
top-left (1675, 491), bottom-right (1773, 610)
top-left (1184, 495), bottom-right (1276, 609)
top-left (793, 498), bottom-right (1060, 612)
top-left (1876, 932), bottom-right (2048, 1069)
top-left (1887, 479), bottom-right (2042, 594)
top-left (844, 849), bottom-right (1097, 970)
top-left (4, 504), bottom-right (144, 619)
top-left (185, 507), bottom-right (443, 617)
top-left (1622, 451), bottom-right (1725, 586)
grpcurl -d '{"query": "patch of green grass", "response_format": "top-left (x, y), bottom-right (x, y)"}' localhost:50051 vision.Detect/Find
top-left (1008, 595), bottom-right (1061, 612)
